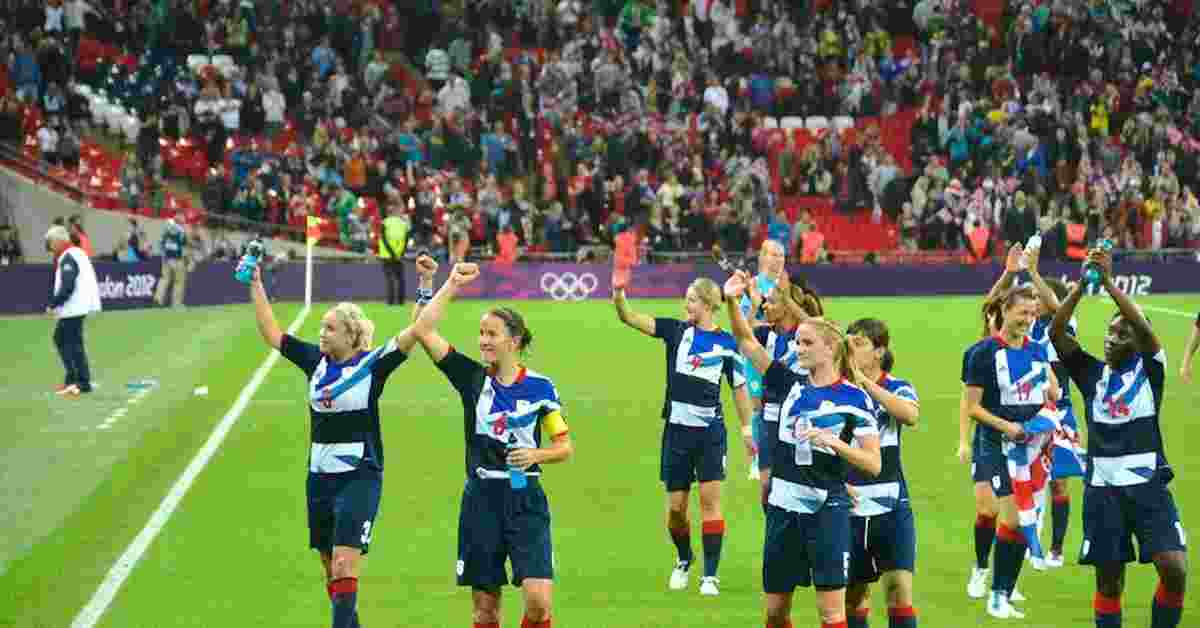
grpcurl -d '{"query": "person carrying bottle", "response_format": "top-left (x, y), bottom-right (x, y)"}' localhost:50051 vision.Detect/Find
top-left (410, 260), bottom-right (574, 628)
top-left (248, 256), bottom-right (430, 628)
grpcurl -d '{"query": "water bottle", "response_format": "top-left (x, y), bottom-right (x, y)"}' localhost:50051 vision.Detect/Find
top-left (1083, 238), bottom-right (1114, 287)
top-left (506, 433), bottom-right (528, 490)
top-left (234, 239), bottom-right (265, 284)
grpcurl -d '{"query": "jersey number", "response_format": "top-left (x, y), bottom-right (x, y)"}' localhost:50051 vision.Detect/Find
top-left (361, 521), bottom-right (373, 545)
top-left (1016, 381), bottom-right (1033, 402)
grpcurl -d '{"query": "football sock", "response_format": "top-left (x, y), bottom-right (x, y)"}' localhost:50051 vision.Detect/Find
top-left (669, 522), bottom-right (693, 564)
top-left (975, 514), bottom-right (996, 569)
top-left (1051, 494), bottom-right (1070, 553)
top-left (888, 605), bottom-right (917, 628)
top-left (701, 519), bottom-right (725, 578)
top-left (1094, 592), bottom-right (1121, 627)
top-left (329, 577), bottom-right (358, 628)
top-left (1151, 582), bottom-right (1184, 628)
top-left (992, 525), bottom-right (1026, 596)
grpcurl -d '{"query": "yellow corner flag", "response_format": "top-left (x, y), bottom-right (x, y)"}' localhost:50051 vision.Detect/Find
top-left (306, 215), bottom-right (323, 246)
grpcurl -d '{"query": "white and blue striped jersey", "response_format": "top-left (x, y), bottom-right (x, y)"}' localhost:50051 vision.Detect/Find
top-left (1063, 348), bottom-right (1170, 487)
top-left (754, 324), bottom-right (809, 420)
top-left (654, 318), bottom-right (746, 428)
top-left (965, 336), bottom-right (1053, 427)
top-left (849, 374), bottom-right (919, 516)
top-left (280, 334), bottom-right (409, 474)
top-left (1030, 315), bottom-right (1077, 412)
top-left (435, 348), bottom-right (567, 479)
top-left (764, 362), bottom-right (879, 514)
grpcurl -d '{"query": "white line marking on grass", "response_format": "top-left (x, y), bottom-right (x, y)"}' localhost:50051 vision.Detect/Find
top-left (70, 306), bottom-right (310, 628)
top-left (1142, 305), bottom-right (1195, 319)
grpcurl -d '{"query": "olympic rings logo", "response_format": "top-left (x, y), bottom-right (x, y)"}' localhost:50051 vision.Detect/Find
top-left (540, 272), bottom-right (599, 301)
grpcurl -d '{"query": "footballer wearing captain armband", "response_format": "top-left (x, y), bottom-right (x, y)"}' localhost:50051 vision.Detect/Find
top-left (725, 271), bottom-right (882, 628)
top-left (1050, 247), bottom-right (1187, 628)
top-left (613, 272), bottom-right (754, 597)
top-left (250, 264), bottom-right (422, 628)
top-left (844, 318), bottom-right (921, 628)
top-left (411, 259), bottom-right (574, 628)
top-left (965, 284), bottom-right (1061, 621)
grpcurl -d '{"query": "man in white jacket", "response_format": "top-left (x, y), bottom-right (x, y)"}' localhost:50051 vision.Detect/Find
top-left (45, 226), bottom-right (101, 396)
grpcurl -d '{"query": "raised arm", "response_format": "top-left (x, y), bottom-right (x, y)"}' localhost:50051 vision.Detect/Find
top-left (983, 243), bottom-right (1024, 304)
top-left (392, 255), bottom-right (439, 354)
top-left (250, 266), bottom-right (282, 350)
top-left (1094, 247), bottom-right (1162, 355)
top-left (1181, 319), bottom-right (1200, 383)
top-left (1050, 277), bottom-right (1084, 361)
top-left (413, 262), bottom-right (481, 363)
top-left (612, 286), bottom-right (657, 336)
top-left (1024, 244), bottom-right (1060, 313)
top-left (723, 272), bottom-right (772, 373)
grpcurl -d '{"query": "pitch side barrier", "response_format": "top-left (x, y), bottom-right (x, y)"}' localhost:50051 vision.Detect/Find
top-left (3, 258), bottom-right (1196, 315)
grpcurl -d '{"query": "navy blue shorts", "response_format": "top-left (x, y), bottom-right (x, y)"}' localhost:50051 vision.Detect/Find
top-left (457, 478), bottom-right (554, 588)
top-left (1080, 480), bottom-right (1187, 566)
top-left (752, 410), bottom-right (772, 470)
top-left (307, 470), bottom-right (382, 554)
top-left (661, 422), bottom-right (727, 491)
top-left (763, 502), bottom-right (852, 592)
top-left (849, 508), bottom-right (917, 585)
top-left (972, 449), bottom-right (1012, 497)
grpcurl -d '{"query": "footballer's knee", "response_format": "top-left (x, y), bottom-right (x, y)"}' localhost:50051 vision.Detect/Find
top-left (1154, 552), bottom-right (1188, 593)
top-left (329, 547), bottom-right (360, 579)
top-left (472, 588), bottom-right (501, 623)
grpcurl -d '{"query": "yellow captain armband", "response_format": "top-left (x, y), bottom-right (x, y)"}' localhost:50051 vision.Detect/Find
top-left (541, 410), bottom-right (569, 438)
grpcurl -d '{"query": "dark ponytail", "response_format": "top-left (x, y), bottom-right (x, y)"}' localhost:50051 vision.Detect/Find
top-left (488, 307), bottom-right (534, 353)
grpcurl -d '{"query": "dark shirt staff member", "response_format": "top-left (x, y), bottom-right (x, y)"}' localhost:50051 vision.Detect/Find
top-left (46, 225), bottom-right (101, 396)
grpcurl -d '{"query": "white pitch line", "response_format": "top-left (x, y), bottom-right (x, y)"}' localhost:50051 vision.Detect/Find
top-left (69, 306), bottom-right (310, 628)
top-left (1141, 305), bottom-right (1195, 319)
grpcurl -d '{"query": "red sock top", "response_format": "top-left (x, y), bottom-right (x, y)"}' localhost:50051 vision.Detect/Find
top-left (702, 519), bottom-right (726, 535)
top-left (1155, 583), bottom-right (1185, 608)
top-left (850, 607), bottom-right (870, 619)
top-left (520, 616), bottom-right (552, 628)
top-left (328, 577), bottom-right (357, 595)
top-left (1093, 592), bottom-right (1122, 614)
top-left (888, 606), bottom-right (917, 618)
top-left (822, 621), bottom-right (848, 628)
top-left (975, 513), bottom-right (997, 528)
top-left (473, 623), bottom-right (500, 628)
top-left (1052, 494), bottom-right (1071, 505)
top-left (996, 524), bottom-right (1024, 544)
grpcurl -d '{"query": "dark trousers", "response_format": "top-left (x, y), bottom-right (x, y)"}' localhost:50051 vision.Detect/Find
top-left (382, 261), bottom-right (406, 306)
top-left (54, 315), bottom-right (92, 392)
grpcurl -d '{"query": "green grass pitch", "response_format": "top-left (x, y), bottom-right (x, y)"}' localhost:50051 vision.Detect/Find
top-left (0, 294), bottom-right (1196, 627)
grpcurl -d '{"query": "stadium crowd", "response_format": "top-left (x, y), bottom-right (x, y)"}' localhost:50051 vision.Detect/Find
top-left (2, 0), bottom-right (1200, 262)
